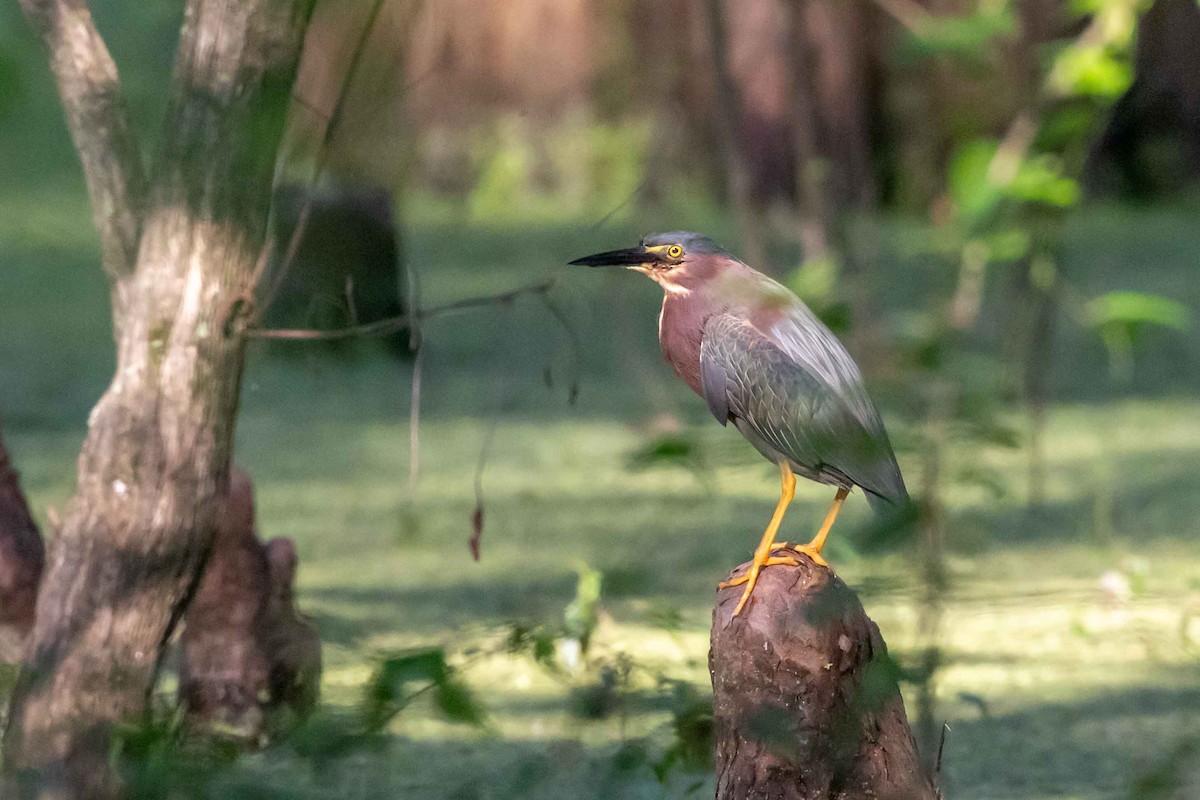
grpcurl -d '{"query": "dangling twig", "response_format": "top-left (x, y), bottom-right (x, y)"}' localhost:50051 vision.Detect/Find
top-left (469, 421), bottom-right (499, 562)
top-left (408, 342), bottom-right (424, 493)
top-left (537, 293), bottom-right (582, 405)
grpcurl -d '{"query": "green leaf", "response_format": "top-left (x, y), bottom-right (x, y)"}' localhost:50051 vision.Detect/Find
top-left (363, 648), bottom-right (487, 730)
top-left (1085, 291), bottom-right (1191, 334)
top-left (1048, 44), bottom-right (1133, 99)
top-left (1011, 155), bottom-right (1080, 207)
top-left (364, 648), bottom-right (447, 730)
top-left (532, 630), bottom-right (557, 666)
top-left (947, 140), bottom-right (1003, 226)
top-left (434, 677), bottom-right (487, 726)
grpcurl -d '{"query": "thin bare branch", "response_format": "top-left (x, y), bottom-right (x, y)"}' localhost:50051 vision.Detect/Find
top-left (423, 278), bottom-right (556, 320)
top-left (245, 312), bottom-right (411, 341)
top-left (18, 0), bottom-right (146, 279)
top-left (245, 278), bottom-right (557, 340)
top-left (404, 242), bottom-right (424, 350)
top-left (408, 343), bottom-right (424, 492)
top-left (589, 177), bottom-right (649, 231)
top-left (537, 293), bottom-right (582, 405)
top-left (986, 112), bottom-right (1037, 187)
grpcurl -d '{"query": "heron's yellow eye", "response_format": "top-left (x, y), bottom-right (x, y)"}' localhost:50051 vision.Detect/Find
top-left (666, 245), bottom-right (683, 259)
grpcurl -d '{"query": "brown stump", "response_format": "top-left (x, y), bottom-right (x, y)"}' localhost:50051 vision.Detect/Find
top-left (178, 468), bottom-right (321, 744)
top-left (711, 550), bottom-right (938, 800)
top-left (0, 425), bottom-right (43, 663)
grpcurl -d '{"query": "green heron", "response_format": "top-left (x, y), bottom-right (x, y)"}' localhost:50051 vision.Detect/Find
top-left (571, 232), bottom-right (908, 616)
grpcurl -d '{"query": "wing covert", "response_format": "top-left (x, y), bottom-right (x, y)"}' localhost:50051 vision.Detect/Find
top-left (699, 313), bottom-right (906, 506)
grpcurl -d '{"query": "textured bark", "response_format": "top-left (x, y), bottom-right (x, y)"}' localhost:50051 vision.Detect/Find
top-left (0, 426), bottom-right (43, 664)
top-left (177, 468), bottom-right (270, 739)
top-left (711, 553), bottom-right (937, 800)
top-left (260, 537), bottom-right (322, 728)
top-left (15, 0), bottom-right (145, 280)
top-left (178, 468), bottom-right (320, 745)
top-left (4, 0), bottom-right (313, 796)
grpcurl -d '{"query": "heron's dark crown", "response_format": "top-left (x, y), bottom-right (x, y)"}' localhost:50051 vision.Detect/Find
top-left (641, 231), bottom-right (731, 256)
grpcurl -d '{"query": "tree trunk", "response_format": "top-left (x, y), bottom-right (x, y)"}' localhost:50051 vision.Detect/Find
top-left (783, 0), bottom-right (834, 264)
top-left (0, 426), bottom-right (43, 664)
top-left (701, 0), bottom-right (768, 270)
top-left (802, 0), bottom-right (876, 212)
top-left (4, 0), bottom-right (313, 796)
top-left (711, 553), bottom-right (937, 800)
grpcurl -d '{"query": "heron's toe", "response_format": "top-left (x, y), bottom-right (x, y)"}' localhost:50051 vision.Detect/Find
top-left (789, 543), bottom-right (829, 568)
top-left (718, 556), bottom-right (799, 590)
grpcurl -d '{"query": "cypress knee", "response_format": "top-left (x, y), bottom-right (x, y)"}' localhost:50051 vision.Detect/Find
top-left (710, 550), bottom-right (938, 800)
top-left (0, 426), bottom-right (43, 663)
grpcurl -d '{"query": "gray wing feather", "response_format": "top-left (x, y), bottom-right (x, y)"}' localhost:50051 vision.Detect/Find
top-left (699, 342), bottom-right (731, 425)
top-left (700, 312), bottom-right (907, 508)
top-left (762, 301), bottom-right (888, 442)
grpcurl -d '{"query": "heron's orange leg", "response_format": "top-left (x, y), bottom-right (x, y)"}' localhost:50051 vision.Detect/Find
top-left (724, 486), bottom-right (850, 593)
top-left (720, 462), bottom-right (798, 616)
top-left (793, 487), bottom-right (849, 563)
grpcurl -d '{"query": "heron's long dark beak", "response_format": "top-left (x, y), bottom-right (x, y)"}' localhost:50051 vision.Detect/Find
top-left (568, 246), bottom-right (658, 268)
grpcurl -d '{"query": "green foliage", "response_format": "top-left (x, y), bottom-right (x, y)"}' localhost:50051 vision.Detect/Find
top-left (896, 1), bottom-right (1017, 64)
top-left (788, 255), bottom-right (839, 303)
top-left (947, 139), bottom-right (1006, 227)
top-left (1048, 43), bottom-right (1134, 99)
top-left (948, 139), bottom-right (1079, 233)
top-left (1085, 291), bottom-right (1191, 337)
top-left (652, 682), bottom-right (713, 783)
top-left (364, 648), bottom-right (486, 732)
top-left (1007, 154), bottom-right (1080, 208)
top-left (464, 115), bottom-right (649, 223)
top-left (505, 623), bottom-right (559, 670)
top-left (110, 713), bottom-right (241, 800)
top-left (1048, 0), bottom-right (1146, 99)
top-left (564, 566), bottom-right (604, 655)
top-left (784, 254), bottom-right (853, 334)
top-left (1085, 290), bottom-right (1191, 383)
top-left (567, 656), bottom-right (630, 720)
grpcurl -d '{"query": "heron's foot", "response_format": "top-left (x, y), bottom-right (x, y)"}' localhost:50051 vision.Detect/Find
top-left (720, 554), bottom-right (799, 616)
top-left (791, 541), bottom-right (829, 568)
top-left (720, 543), bottom-right (831, 615)
top-left (719, 556), bottom-right (799, 590)
top-left (767, 540), bottom-right (830, 567)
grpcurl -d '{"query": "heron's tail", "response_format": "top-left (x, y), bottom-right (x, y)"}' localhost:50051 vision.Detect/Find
top-left (864, 485), bottom-right (918, 543)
